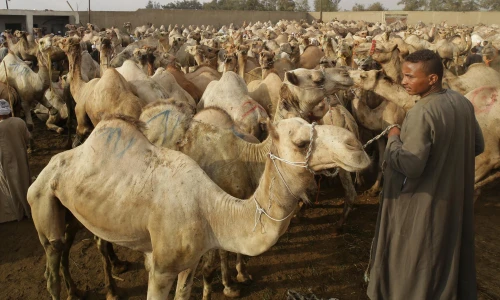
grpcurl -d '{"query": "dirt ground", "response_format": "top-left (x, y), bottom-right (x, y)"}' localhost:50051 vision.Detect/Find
top-left (0, 119), bottom-right (499, 300)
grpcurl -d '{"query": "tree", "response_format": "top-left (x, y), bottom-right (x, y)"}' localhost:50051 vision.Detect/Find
top-left (261, 0), bottom-right (278, 10)
top-left (352, 3), bottom-right (365, 10)
top-left (314, 0), bottom-right (341, 11)
top-left (162, 0), bottom-right (203, 9)
top-left (479, 0), bottom-right (500, 10)
top-left (366, 1), bottom-right (386, 10)
top-left (295, 0), bottom-right (310, 11)
top-left (145, 0), bottom-right (162, 9)
top-left (397, 0), bottom-right (426, 10)
top-left (278, 0), bottom-right (296, 10)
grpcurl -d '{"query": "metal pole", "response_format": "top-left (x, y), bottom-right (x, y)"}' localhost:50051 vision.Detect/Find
top-left (319, 0), bottom-right (323, 22)
top-left (5, 0), bottom-right (9, 9)
top-left (88, 0), bottom-right (91, 24)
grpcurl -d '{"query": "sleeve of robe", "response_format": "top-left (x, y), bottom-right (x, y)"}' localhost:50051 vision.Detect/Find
top-left (474, 117), bottom-right (484, 156)
top-left (385, 107), bottom-right (432, 179)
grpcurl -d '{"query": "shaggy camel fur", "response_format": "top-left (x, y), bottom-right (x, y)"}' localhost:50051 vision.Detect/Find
top-left (57, 37), bottom-right (144, 146)
top-left (28, 116), bottom-right (370, 300)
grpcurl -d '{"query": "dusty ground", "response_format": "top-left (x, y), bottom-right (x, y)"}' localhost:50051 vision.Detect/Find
top-left (0, 119), bottom-right (499, 300)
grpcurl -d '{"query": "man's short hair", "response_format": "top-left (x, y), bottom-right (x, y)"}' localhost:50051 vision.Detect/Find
top-left (471, 47), bottom-right (478, 53)
top-left (405, 49), bottom-right (444, 80)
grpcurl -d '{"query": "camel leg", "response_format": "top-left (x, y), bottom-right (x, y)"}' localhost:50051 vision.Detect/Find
top-left (107, 243), bottom-right (129, 275)
top-left (20, 100), bottom-right (35, 151)
top-left (60, 212), bottom-right (82, 300)
top-left (145, 254), bottom-right (176, 300)
top-left (202, 250), bottom-right (217, 300)
top-left (366, 138), bottom-right (386, 197)
top-left (475, 172), bottom-right (500, 190)
top-left (174, 261), bottom-right (200, 300)
top-left (474, 155), bottom-right (495, 184)
top-left (96, 238), bottom-right (120, 300)
top-left (32, 193), bottom-right (67, 300)
top-left (219, 250), bottom-right (240, 298)
top-left (73, 103), bottom-right (92, 148)
top-left (38, 94), bottom-right (59, 116)
top-left (235, 253), bottom-right (252, 284)
top-left (337, 169), bottom-right (357, 227)
top-left (46, 114), bottom-right (64, 134)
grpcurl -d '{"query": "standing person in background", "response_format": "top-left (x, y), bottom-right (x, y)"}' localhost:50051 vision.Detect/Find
top-left (463, 47), bottom-right (483, 70)
top-left (90, 44), bottom-right (100, 63)
top-left (366, 50), bottom-right (484, 300)
top-left (0, 99), bottom-right (32, 223)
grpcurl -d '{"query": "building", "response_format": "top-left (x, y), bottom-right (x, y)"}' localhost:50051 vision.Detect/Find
top-left (0, 9), bottom-right (79, 35)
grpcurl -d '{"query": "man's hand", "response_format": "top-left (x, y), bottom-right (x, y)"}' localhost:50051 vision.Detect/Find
top-left (388, 127), bottom-right (401, 138)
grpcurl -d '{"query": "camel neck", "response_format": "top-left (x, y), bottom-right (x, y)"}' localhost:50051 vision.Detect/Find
top-left (383, 49), bottom-right (402, 84)
top-left (241, 136), bottom-right (272, 189)
top-left (207, 157), bottom-right (310, 256)
top-left (373, 78), bottom-right (419, 111)
top-left (237, 55), bottom-right (246, 78)
top-left (67, 48), bottom-right (84, 100)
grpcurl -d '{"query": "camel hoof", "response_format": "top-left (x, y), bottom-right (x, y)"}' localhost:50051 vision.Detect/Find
top-left (223, 285), bottom-right (240, 298)
top-left (364, 189), bottom-right (380, 197)
top-left (236, 274), bottom-right (253, 285)
top-left (112, 260), bottom-right (129, 275)
top-left (56, 128), bottom-right (64, 134)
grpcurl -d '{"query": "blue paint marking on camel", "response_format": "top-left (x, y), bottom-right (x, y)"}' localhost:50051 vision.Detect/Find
top-left (95, 126), bottom-right (135, 157)
top-left (9, 63), bottom-right (31, 76)
top-left (146, 109), bottom-right (178, 144)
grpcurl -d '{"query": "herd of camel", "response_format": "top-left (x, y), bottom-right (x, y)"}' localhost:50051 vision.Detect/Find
top-left (1, 17), bottom-right (500, 299)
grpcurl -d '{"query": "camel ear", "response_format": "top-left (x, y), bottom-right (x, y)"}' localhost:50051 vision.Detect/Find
top-left (271, 52), bottom-right (275, 59)
top-left (360, 73), bottom-right (368, 79)
top-left (285, 71), bottom-right (299, 86)
top-left (266, 118), bottom-right (279, 141)
top-left (390, 42), bottom-right (398, 52)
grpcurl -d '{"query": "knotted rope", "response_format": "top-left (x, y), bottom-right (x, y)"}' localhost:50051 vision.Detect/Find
top-left (363, 124), bottom-right (401, 149)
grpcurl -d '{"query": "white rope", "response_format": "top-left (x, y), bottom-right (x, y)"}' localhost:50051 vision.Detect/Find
top-left (252, 195), bottom-right (296, 232)
top-left (363, 124), bottom-right (401, 149)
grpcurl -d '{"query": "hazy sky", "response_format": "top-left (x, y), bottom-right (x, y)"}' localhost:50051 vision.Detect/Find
top-left (3, 0), bottom-right (403, 12)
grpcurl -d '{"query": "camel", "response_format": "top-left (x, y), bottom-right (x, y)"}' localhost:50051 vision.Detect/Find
top-left (0, 81), bottom-right (21, 117)
top-left (29, 115), bottom-right (370, 300)
top-left (151, 67), bottom-right (197, 108)
top-left (57, 37), bottom-right (143, 146)
top-left (465, 86), bottom-right (500, 194)
top-left (298, 45), bottom-right (324, 69)
top-left (442, 63), bottom-right (500, 95)
top-left (198, 71), bottom-right (269, 140)
top-left (0, 47), bottom-right (58, 132)
top-left (185, 65), bottom-right (221, 93)
top-left (34, 79), bottom-right (69, 134)
top-left (166, 64), bottom-right (203, 103)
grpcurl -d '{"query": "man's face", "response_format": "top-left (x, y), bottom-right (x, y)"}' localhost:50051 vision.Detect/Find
top-left (401, 61), bottom-right (433, 96)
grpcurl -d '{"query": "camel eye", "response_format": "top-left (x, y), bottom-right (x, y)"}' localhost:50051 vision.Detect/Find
top-left (296, 141), bottom-right (308, 149)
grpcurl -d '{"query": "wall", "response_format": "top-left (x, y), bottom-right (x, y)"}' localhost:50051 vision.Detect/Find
top-left (78, 9), bottom-right (307, 29)
top-left (307, 11), bottom-right (500, 26)
top-left (33, 16), bottom-right (70, 35)
top-left (0, 10), bottom-right (78, 33)
top-left (0, 15), bottom-right (26, 32)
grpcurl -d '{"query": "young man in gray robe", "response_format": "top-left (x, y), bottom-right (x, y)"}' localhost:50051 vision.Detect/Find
top-left (367, 50), bottom-right (484, 299)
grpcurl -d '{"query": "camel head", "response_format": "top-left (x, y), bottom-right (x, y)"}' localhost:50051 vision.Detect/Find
top-left (223, 51), bottom-right (238, 72)
top-left (56, 37), bottom-right (81, 55)
top-left (259, 51), bottom-right (275, 69)
top-left (322, 67), bottom-right (353, 93)
top-left (269, 118), bottom-right (370, 173)
top-left (281, 69), bottom-right (328, 115)
top-left (348, 69), bottom-right (381, 91)
top-left (354, 41), bottom-right (398, 65)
